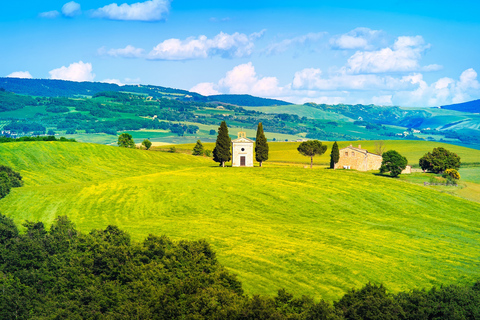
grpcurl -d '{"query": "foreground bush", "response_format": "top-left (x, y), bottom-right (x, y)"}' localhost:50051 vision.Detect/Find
top-left (0, 215), bottom-right (479, 319)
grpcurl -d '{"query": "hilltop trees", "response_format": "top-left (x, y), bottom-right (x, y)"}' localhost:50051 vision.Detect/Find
top-left (419, 147), bottom-right (461, 173)
top-left (330, 141), bottom-right (340, 169)
top-left (213, 121), bottom-right (231, 167)
top-left (297, 140), bottom-right (327, 168)
top-left (192, 140), bottom-right (204, 156)
top-left (380, 150), bottom-right (408, 177)
top-left (117, 132), bottom-right (135, 148)
top-left (255, 122), bottom-right (269, 167)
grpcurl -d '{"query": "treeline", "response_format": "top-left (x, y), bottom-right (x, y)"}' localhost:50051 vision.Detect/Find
top-left (0, 136), bottom-right (76, 143)
top-left (0, 215), bottom-right (479, 319)
top-left (0, 90), bottom-right (37, 112)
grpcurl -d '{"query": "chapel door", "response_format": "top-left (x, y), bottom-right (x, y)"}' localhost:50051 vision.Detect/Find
top-left (240, 156), bottom-right (246, 166)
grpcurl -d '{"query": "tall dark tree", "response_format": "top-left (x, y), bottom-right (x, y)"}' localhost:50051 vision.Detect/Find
top-left (419, 147), bottom-right (461, 173)
top-left (213, 121), bottom-right (231, 167)
top-left (380, 150), bottom-right (408, 177)
top-left (297, 140), bottom-right (328, 168)
top-left (255, 122), bottom-right (269, 167)
top-left (330, 141), bottom-right (340, 169)
top-left (192, 139), bottom-right (204, 156)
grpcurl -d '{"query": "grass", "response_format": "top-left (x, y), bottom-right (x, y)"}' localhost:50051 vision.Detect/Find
top-left (1, 141), bottom-right (480, 301)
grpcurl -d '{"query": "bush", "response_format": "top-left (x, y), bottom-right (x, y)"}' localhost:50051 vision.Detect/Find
top-left (443, 168), bottom-right (460, 180)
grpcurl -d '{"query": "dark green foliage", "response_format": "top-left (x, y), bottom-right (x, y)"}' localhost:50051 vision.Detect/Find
top-left (297, 140), bottom-right (328, 168)
top-left (117, 132), bottom-right (135, 148)
top-left (330, 141), bottom-right (340, 169)
top-left (142, 139), bottom-right (152, 150)
top-left (45, 105), bottom-right (69, 113)
top-left (380, 150), bottom-right (408, 177)
top-left (255, 122), bottom-right (269, 167)
top-left (0, 136), bottom-right (74, 143)
top-left (419, 147), bottom-right (461, 173)
top-left (4, 121), bottom-right (46, 134)
top-left (193, 139), bottom-right (204, 156)
top-left (213, 121), bottom-right (231, 167)
top-left (335, 283), bottom-right (405, 320)
top-left (0, 214), bottom-right (18, 244)
top-left (0, 165), bottom-right (23, 188)
top-left (0, 166), bottom-right (22, 199)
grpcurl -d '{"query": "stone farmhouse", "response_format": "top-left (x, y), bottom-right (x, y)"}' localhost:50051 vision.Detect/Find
top-left (231, 131), bottom-right (254, 167)
top-left (335, 144), bottom-right (383, 171)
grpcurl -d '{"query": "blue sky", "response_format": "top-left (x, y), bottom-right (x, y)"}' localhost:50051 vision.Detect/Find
top-left (2, 0), bottom-right (480, 107)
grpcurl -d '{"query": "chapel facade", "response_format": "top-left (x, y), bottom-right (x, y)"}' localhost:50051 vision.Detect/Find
top-left (231, 131), bottom-right (254, 167)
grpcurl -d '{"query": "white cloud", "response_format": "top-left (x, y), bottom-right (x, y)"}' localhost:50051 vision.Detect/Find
top-left (101, 79), bottom-right (125, 86)
top-left (39, 10), bottom-right (60, 19)
top-left (372, 95), bottom-right (393, 106)
top-left (346, 35), bottom-right (430, 74)
top-left (62, 1), bottom-right (81, 17)
top-left (91, 0), bottom-right (170, 21)
top-left (99, 45), bottom-right (145, 58)
top-left (148, 32), bottom-right (256, 60)
top-left (49, 61), bottom-right (95, 82)
top-left (265, 32), bottom-right (325, 55)
top-left (6, 71), bottom-right (33, 79)
top-left (190, 82), bottom-right (220, 96)
top-left (330, 27), bottom-right (384, 50)
top-left (191, 63), bottom-right (284, 98)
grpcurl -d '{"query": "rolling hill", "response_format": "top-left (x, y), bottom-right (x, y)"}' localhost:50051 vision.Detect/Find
top-left (441, 99), bottom-right (480, 113)
top-left (1, 141), bottom-right (480, 301)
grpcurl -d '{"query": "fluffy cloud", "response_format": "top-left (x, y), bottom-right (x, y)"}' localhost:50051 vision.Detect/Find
top-left (62, 1), bottom-right (81, 17)
top-left (190, 62), bottom-right (284, 97)
top-left (148, 32), bottom-right (256, 60)
top-left (330, 27), bottom-right (384, 50)
top-left (101, 79), bottom-right (125, 86)
top-left (265, 32), bottom-right (325, 55)
top-left (39, 10), bottom-right (60, 19)
top-left (6, 71), bottom-right (33, 79)
top-left (91, 0), bottom-right (170, 21)
top-left (190, 82), bottom-right (220, 96)
top-left (99, 45), bottom-right (144, 58)
top-left (49, 61), bottom-right (95, 82)
top-left (346, 35), bottom-right (430, 74)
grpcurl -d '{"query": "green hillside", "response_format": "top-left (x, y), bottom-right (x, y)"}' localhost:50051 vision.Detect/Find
top-left (1, 141), bottom-right (480, 301)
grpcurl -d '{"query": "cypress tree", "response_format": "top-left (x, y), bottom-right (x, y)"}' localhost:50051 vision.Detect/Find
top-left (212, 121), bottom-right (231, 167)
top-left (330, 141), bottom-right (340, 169)
top-left (192, 140), bottom-right (204, 156)
top-left (255, 122), bottom-right (269, 167)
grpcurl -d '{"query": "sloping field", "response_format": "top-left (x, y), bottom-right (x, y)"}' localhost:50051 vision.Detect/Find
top-left (1, 142), bottom-right (480, 301)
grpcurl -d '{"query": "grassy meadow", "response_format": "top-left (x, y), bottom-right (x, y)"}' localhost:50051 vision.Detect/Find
top-left (1, 141), bottom-right (480, 301)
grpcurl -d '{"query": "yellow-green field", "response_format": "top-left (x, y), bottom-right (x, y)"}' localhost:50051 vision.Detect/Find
top-left (1, 141), bottom-right (480, 301)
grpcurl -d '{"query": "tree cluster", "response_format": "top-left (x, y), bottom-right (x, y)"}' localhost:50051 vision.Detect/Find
top-left (0, 166), bottom-right (23, 199)
top-left (419, 147), bottom-right (461, 173)
top-left (1, 215), bottom-right (480, 319)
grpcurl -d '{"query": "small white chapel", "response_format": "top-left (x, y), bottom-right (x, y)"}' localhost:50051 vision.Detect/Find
top-left (231, 131), bottom-right (254, 167)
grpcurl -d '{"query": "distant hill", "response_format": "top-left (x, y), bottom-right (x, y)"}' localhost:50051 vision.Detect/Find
top-left (0, 77), bottom-right (204, 101)
top-left (441, 99), bottom-right (480, 113)
top-left (207, 94), bottom-right (293, 106)
top-left (0, 77), bottom-right (292, 107)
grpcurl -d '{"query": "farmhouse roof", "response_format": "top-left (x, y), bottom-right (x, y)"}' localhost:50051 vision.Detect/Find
top-left (340, 144), bottom-right (382, 157)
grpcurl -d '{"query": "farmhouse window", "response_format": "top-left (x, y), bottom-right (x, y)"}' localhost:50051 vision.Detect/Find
top-left (345, 152), bottom-right (348, 156)
top-left (352, 152), bottom-right (355, 156)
